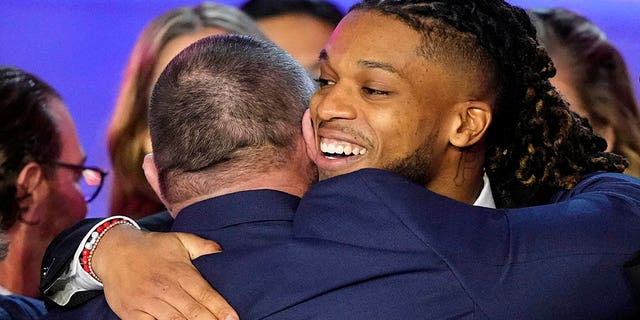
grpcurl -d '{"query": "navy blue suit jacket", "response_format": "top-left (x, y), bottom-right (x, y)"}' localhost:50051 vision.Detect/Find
top-left (189, 169), bottom-right (640, 319)
top-left (0, 294), bottom-right (46, 319)
top-left (44, 190), bottom-right (298, 319)
top-left (46, 169), bottom-right (640, 319)
top-left (298, 169), bottom-right (640, 318)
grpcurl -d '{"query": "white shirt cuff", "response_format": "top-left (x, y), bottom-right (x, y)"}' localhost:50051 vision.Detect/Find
top-left (48, 215), bottom-right (140, 306)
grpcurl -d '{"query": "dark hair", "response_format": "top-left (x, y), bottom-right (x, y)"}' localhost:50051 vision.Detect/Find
top-left (241, 0), bottom-right (344, 27)
top-left (528, 8), bottom-right (640, 178)
top-left (351, 0), bottom-right (627, 208)
top-left (0, 66), bottom-right (61, 229)
top-left (149, 35), bottom-right (315, 202)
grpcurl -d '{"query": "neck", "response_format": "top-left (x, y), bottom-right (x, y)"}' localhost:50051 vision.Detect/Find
top-left (169, 167), bottom-right (312, 216)
top-left (427, 147), bottom-right (485, 204)
top-left (0, 225), bottom-right (45, 298)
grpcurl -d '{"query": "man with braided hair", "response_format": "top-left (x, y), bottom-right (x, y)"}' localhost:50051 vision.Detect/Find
top-left (41, 0), bottom-right (640, 319)
top-left (306, 0), bottom-right (626, 209)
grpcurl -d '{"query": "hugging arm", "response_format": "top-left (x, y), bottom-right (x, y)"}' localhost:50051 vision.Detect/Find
top-left (40, 212), bottom-right (238, 320)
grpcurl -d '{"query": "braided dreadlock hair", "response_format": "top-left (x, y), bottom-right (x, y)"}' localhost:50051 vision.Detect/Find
top-left (351, 0), bottom-right (628, 208)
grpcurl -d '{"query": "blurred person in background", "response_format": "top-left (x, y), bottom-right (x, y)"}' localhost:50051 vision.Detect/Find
top-left (107, 2), bottom-right (266, 219)
top-left (241, 0), bottom-right (343, 76)
top-left (0, 66), bottom-right (105, 300)
top-left (529, 8), bottom-right (640, 177)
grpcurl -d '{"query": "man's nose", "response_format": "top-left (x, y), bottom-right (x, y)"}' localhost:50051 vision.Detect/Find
top-left (313, 85), bottom-right (358, 121)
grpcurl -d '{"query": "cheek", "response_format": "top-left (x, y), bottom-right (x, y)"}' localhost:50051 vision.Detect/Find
top-left (41, 186), bottom-right (86, 240)
top-left (309, 94), bottom-right (322, 118)
top-left (69, 188), bottom-right (88, 219)
top-left (376, 112), bottom-right (425, 153)
top-left (54, 178), bottom-right (88, 220)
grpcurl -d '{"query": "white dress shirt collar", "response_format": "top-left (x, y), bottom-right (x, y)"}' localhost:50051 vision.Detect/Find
top-left (472, 173), bottom-right (496, 208)
top-left (0, 284), bottom-right (12, 295)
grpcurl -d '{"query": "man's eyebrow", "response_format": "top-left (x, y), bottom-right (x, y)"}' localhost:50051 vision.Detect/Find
top-left (358, 60), bottom-right (398, 74)
top-left (318, 50), bottom-right (399, 75)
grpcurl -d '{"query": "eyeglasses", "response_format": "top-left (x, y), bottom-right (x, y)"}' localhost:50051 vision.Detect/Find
top-left (53, 162), bottom-right (108, 203)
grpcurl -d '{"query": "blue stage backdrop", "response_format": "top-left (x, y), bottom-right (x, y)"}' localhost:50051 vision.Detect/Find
top-left (1, 0), bottom-right (638, 218)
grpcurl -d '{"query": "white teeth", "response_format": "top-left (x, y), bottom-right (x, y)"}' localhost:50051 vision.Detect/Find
top-left (320, 140), bottom-right (367, 156)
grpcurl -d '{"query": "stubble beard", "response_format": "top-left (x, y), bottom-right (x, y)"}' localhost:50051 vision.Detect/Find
top-left (385, 130), bottom-right (438, 187)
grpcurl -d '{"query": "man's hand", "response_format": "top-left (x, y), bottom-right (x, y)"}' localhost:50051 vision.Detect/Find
top-left (92, 225), bottom-right (238, 320)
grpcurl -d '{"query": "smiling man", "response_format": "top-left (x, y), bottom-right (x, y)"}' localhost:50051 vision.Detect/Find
top-left (41, 0), bottom-right (640, 319)
top-left (305, 8), bottom-right (493, 205)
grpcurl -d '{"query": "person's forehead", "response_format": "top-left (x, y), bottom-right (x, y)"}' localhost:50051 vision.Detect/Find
top-left (48, 97), bottom-right (85, 162)
top-left (323, 10), bottom-right (424, 74)
top-left (320, 10), bottom-right (476, 109)
top-left (337, 10), bottom-right (419, 43)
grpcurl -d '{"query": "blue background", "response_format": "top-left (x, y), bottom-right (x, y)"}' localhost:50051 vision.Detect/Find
top-left (0, 0), bottom-right (638, 218)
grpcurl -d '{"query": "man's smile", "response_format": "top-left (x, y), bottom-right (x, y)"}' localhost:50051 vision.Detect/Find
top-left (320, 137), bottom-right (368, 158)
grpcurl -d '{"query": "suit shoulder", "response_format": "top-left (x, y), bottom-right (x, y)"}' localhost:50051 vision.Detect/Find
top-left (553, 172), bottom-right (640, 203)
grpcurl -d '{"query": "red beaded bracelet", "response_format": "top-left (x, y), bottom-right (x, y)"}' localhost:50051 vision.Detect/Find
top-left (78, 217), bottom-right (135, 282)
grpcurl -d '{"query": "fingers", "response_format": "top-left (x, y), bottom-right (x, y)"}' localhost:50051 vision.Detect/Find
top-left (178, 273), bottom-right (238, 320)
top-left (175, 232), bottom-right (223, 259)
top-left (156, 233), bottom-right (237, 319)
top-left (122, 310), bottom-right (156, 320)
top-left (118, 271), bottom-right (232, 320)
top-left (98, 230), bottom-right (234, 319)
top-left (115, 300), bottom-right (185, 320)
top-left (150, 284), bottom-right (222, 320)
top-left (107, 283), bottom-right (206, 320)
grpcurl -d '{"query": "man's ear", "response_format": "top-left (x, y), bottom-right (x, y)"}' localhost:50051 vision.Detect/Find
top-left (143, 153), bottom-right (175, 216)
top-left (301, 108), bottom-right (318, 161)
top-left (15, 162), bottom-right (47, 224)
top-left (142, 153), bottom-right (162, 199)
top-left (449, 101), bottom-right (492, 148)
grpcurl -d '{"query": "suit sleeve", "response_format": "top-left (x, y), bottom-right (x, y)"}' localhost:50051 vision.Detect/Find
top-left (39, 211), bottom-right (173, 308)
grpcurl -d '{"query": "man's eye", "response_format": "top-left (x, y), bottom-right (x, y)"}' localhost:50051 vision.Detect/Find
top-left (362, 87), bottom-right (389, 95)
top-left (314, 78), bottom-right (335, 87)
